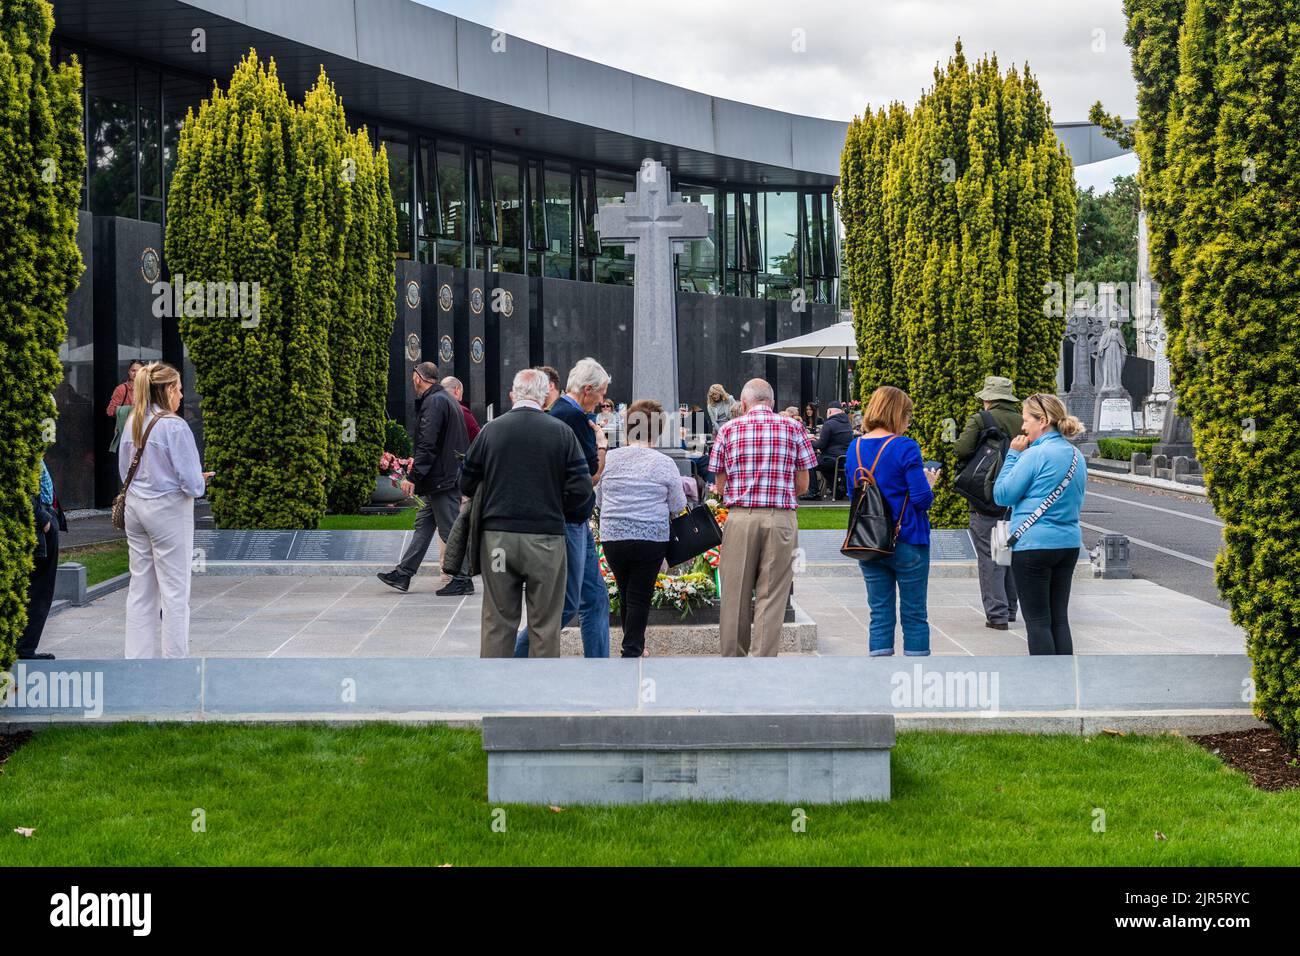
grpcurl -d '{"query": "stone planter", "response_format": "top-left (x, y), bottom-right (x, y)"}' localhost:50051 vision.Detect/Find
top-left (371, 474), bottom-right (406, 504)
top-left (607, 602), bottom-right (794, 628)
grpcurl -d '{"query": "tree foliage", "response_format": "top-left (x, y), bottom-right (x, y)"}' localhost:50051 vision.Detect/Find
top-left (0, 0), bottom-right (84, 667)
top-left (839, 41), bottom-right (1078, 527)
top-left (165, 52), bottom-right (395, 528)
top-left (1124, 0), bottom-right (1300, 743)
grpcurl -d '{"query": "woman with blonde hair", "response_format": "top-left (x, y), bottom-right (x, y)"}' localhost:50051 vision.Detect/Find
top-left (706, 384), bottom-right (733, 431)
top-left (117, 362), bottom-right (210, 658)
top-left (993, 393), bottom-right (1087, 656)
top-left (848, 386), bottom-right (939, 656)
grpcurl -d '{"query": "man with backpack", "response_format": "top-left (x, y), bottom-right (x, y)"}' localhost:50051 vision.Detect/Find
top-left (953, 376), bottom-right (1024, 631)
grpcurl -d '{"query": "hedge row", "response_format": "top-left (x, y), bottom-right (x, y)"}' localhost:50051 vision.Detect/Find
top-left (1122, 0), bottom-right (1300, 743)
top-left (0, 0), bottom-right (84, 667)
top-left (839, 42), bottom-right (1077, 528)
top-left (165, 52), bottom-right (396, 528)
top-left (1097, 436), bottom-right (1158, 461)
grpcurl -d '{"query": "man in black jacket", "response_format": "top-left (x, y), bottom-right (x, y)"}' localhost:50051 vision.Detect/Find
top-left (379, 362), bottom-right (472, 595)
top-left (461, 368), bottom-right (593, 657)
top-left (805, 401), bottom-right (854, 499)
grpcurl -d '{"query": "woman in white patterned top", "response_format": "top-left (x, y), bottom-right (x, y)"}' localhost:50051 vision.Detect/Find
top-left (595, 399), bottom-right (688, 657)
top-left (118, 362), bottom-right (210, 659)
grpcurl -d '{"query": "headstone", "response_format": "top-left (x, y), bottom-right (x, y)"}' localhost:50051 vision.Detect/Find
top-left (596, 159), bottom-right (710, 430)
top-left (1092, 317), bottom-right (1134, 435)
top-left (1152, 395), bottom-right (1197, 459)
top-left (1063, 303), bottom-right (1103, 432)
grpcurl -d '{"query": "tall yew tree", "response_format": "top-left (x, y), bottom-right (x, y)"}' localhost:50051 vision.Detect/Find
top-left (166, 53), bottom-right (395, 528)
top-left (1123, 0), bottom-right (1300, 743)
top-left (0, 0), bottom-right (83, 667)
top-left (840, 42), bottom-right (1077, 527)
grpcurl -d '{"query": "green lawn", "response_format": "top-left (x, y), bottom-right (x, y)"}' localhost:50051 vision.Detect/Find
top-left (60, 541), bottom-right (129, 586)
top-left (2, 724), bottom-right (1297, 866)
top-left (320, 508), bottom-right (850, 532)
top-left (319, 510), bottom-right (418, 530)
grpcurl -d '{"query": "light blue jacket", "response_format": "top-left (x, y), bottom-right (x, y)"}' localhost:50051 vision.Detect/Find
top-left (993, 430), bottom-right (1086, 551)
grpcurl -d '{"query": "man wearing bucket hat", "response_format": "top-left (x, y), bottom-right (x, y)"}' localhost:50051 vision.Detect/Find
top-left (954, 376), bottom-right (1024, 630)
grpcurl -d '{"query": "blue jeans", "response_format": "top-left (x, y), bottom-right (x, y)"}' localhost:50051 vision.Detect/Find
top-left (859, 541), bottom-right (931, 656)
top-left (515, 520), bottom-right (610, 658)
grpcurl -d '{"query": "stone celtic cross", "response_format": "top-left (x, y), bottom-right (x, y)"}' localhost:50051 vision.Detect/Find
top-left (596, 159), bottom-right (711, 425)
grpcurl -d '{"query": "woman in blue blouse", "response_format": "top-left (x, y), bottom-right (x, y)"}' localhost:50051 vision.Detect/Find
top-left (849, 386), bottom-right (938, 656)
top-left (993, 393), bottom-right (1087, 655)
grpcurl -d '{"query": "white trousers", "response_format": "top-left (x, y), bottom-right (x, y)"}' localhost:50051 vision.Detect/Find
top-left (124, 491), bottom-right (195, 659)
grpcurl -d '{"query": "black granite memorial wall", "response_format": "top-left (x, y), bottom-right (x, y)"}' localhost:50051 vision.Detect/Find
top-left (393, 261), bottom-right (423, 428)
top-left (486, 271), bottom-right (530, 417)
top-left (49, 212), bottom-right (95, 510)
top-left (677, 292), bottom-right (766, 419)
top-left (91, 216), bottom-right (164, 506)
top-left (461, 268), bottom-right (488, 421)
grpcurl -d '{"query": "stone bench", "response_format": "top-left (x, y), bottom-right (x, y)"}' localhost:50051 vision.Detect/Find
top-left (482, 713), bottom-right (894, 805)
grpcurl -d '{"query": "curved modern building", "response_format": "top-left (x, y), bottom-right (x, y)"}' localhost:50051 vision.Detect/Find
top-left (47, 0), bottom-right (1131, 508)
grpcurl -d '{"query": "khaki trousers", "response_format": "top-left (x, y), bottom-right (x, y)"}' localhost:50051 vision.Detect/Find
top-left (717, 507), bottom-right (797, 657)
top-left (479, 529), bottom-right (567, 657)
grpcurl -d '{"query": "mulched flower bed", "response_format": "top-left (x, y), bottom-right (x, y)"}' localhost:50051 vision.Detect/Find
top-left (1189, 727), bottom-right (1300, 791)
top-left (0, 731), bottom-right (33, 774)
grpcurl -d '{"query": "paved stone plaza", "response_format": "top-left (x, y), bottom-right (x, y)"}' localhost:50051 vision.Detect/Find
top-left (38, 567), bottom-right (1243, 659)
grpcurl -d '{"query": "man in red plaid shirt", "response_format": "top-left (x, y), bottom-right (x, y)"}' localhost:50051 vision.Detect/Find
top-left (708, 378), bottom-right (816, 656)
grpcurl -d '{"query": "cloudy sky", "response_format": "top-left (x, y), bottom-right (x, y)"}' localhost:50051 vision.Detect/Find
top-left (417, 0), bottom-right (1140, 190)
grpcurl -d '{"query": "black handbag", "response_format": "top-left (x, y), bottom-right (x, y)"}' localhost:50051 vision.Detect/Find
top-left (665, 503), bottom-right (723, 567)
top-left (840, 436), bottom-right (908, 561)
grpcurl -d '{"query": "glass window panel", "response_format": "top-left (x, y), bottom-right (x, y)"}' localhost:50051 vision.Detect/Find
top-left (576, 168), bottom-right (598, 258)
top-left (416, 138), bottom-right (438, 240)
top-left (87, 55), bottom-right (136, 217)
top-left (823, 192), bottom-right (839, 277)
top-left (544, 161), bottom-right (573, 279)
top-left (473, 149), bottom-right (496, 245)
top-left (138, 69), bottom-right (161, 199)
top-left (492, 152), bottom-right (522, 272)
top-left (163, 74), bottom-right (205, 201)
top-left (140, 197), bottom-right (163, 224)
top-left (675, 183), bottom-right (717, 293)
top-left (764, 191), bottom-right (798, 279)
top-left (725, 193), bottom-right (737, 270)
top-left (593, 169), bottom-right (634, 285)
top-left (436, 142), bottom-right (465, 243)
top-left (379, 128), bottom-right (412, 258)
top-left (527, 159), bottom-right (546, 251)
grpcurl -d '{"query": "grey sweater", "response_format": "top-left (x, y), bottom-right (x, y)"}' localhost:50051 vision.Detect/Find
top-left (595, 445), bottom-right (688, 542)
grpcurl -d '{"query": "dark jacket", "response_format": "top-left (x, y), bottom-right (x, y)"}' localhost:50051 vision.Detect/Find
top-left (954, 399), bottom-right (1023, 464)
top-left (813, 412), bottom-right (854, 459)
top-left (32, 495), bottom-right (55, 559)
top-left (460, 406), bottom-right (592, 536)
top-left (410, 383), bottom-right (469, 494)
top-left (548, 394), bottom-right (600, 522)
top-left (442, 491), bottom-right (484, 577)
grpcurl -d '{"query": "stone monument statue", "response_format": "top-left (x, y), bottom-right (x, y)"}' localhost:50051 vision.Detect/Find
top-left (1095, 319), bottom-right (1128, 393)
top-left (1091, 317), bottom-right (1134, 436)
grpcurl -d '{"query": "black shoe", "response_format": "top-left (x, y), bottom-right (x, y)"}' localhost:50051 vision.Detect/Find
top-left (435, 577), bottom-right (474, 597)
top-left (18, 652), bottom-right (55, 660)
top-left (984, 620), bottom-right (1009, 631)
top-left (377, 571), bottom-right (410, 593)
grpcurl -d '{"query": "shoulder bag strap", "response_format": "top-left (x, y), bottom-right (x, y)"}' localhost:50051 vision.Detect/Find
top-left (120, 413), bottom-right (169, 497)
top-left (1009, 450), bottom-right (1079, 544)
top-left (866, 435), bottom-right (909, 533)
top-left (979, 409), bottom-right (997, 433)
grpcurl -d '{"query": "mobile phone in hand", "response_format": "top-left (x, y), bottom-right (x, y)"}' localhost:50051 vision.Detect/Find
top-left (923, 460), bottom-right (941, 472)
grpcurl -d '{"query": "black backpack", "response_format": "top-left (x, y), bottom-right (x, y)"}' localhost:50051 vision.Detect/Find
top-left (954, 411), bottom-right (1010, 517)
top-left (840, 436), bottom-right (907, 562)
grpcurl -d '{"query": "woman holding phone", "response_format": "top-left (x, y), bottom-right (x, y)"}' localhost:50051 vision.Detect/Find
top-left (848, 386), bottom-right (939, 656)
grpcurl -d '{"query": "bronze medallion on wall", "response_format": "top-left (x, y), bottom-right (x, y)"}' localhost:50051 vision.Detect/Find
top-left (439, 335), bottom-right (454, 364)
top-left (405, 280), bottom-right (421, 310)
top-left (470, 336), bottom-right (484, 364)
top-left (500, 289), bottom-right (514, 317)
top-left (140, 247), bottom-right (161, 283)
top-left (438, 283), bottom-right (453, 312)
top-left (470, 287), bottom-right (484, 315)
top-left (405, 332), bottom-right (421, 363)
